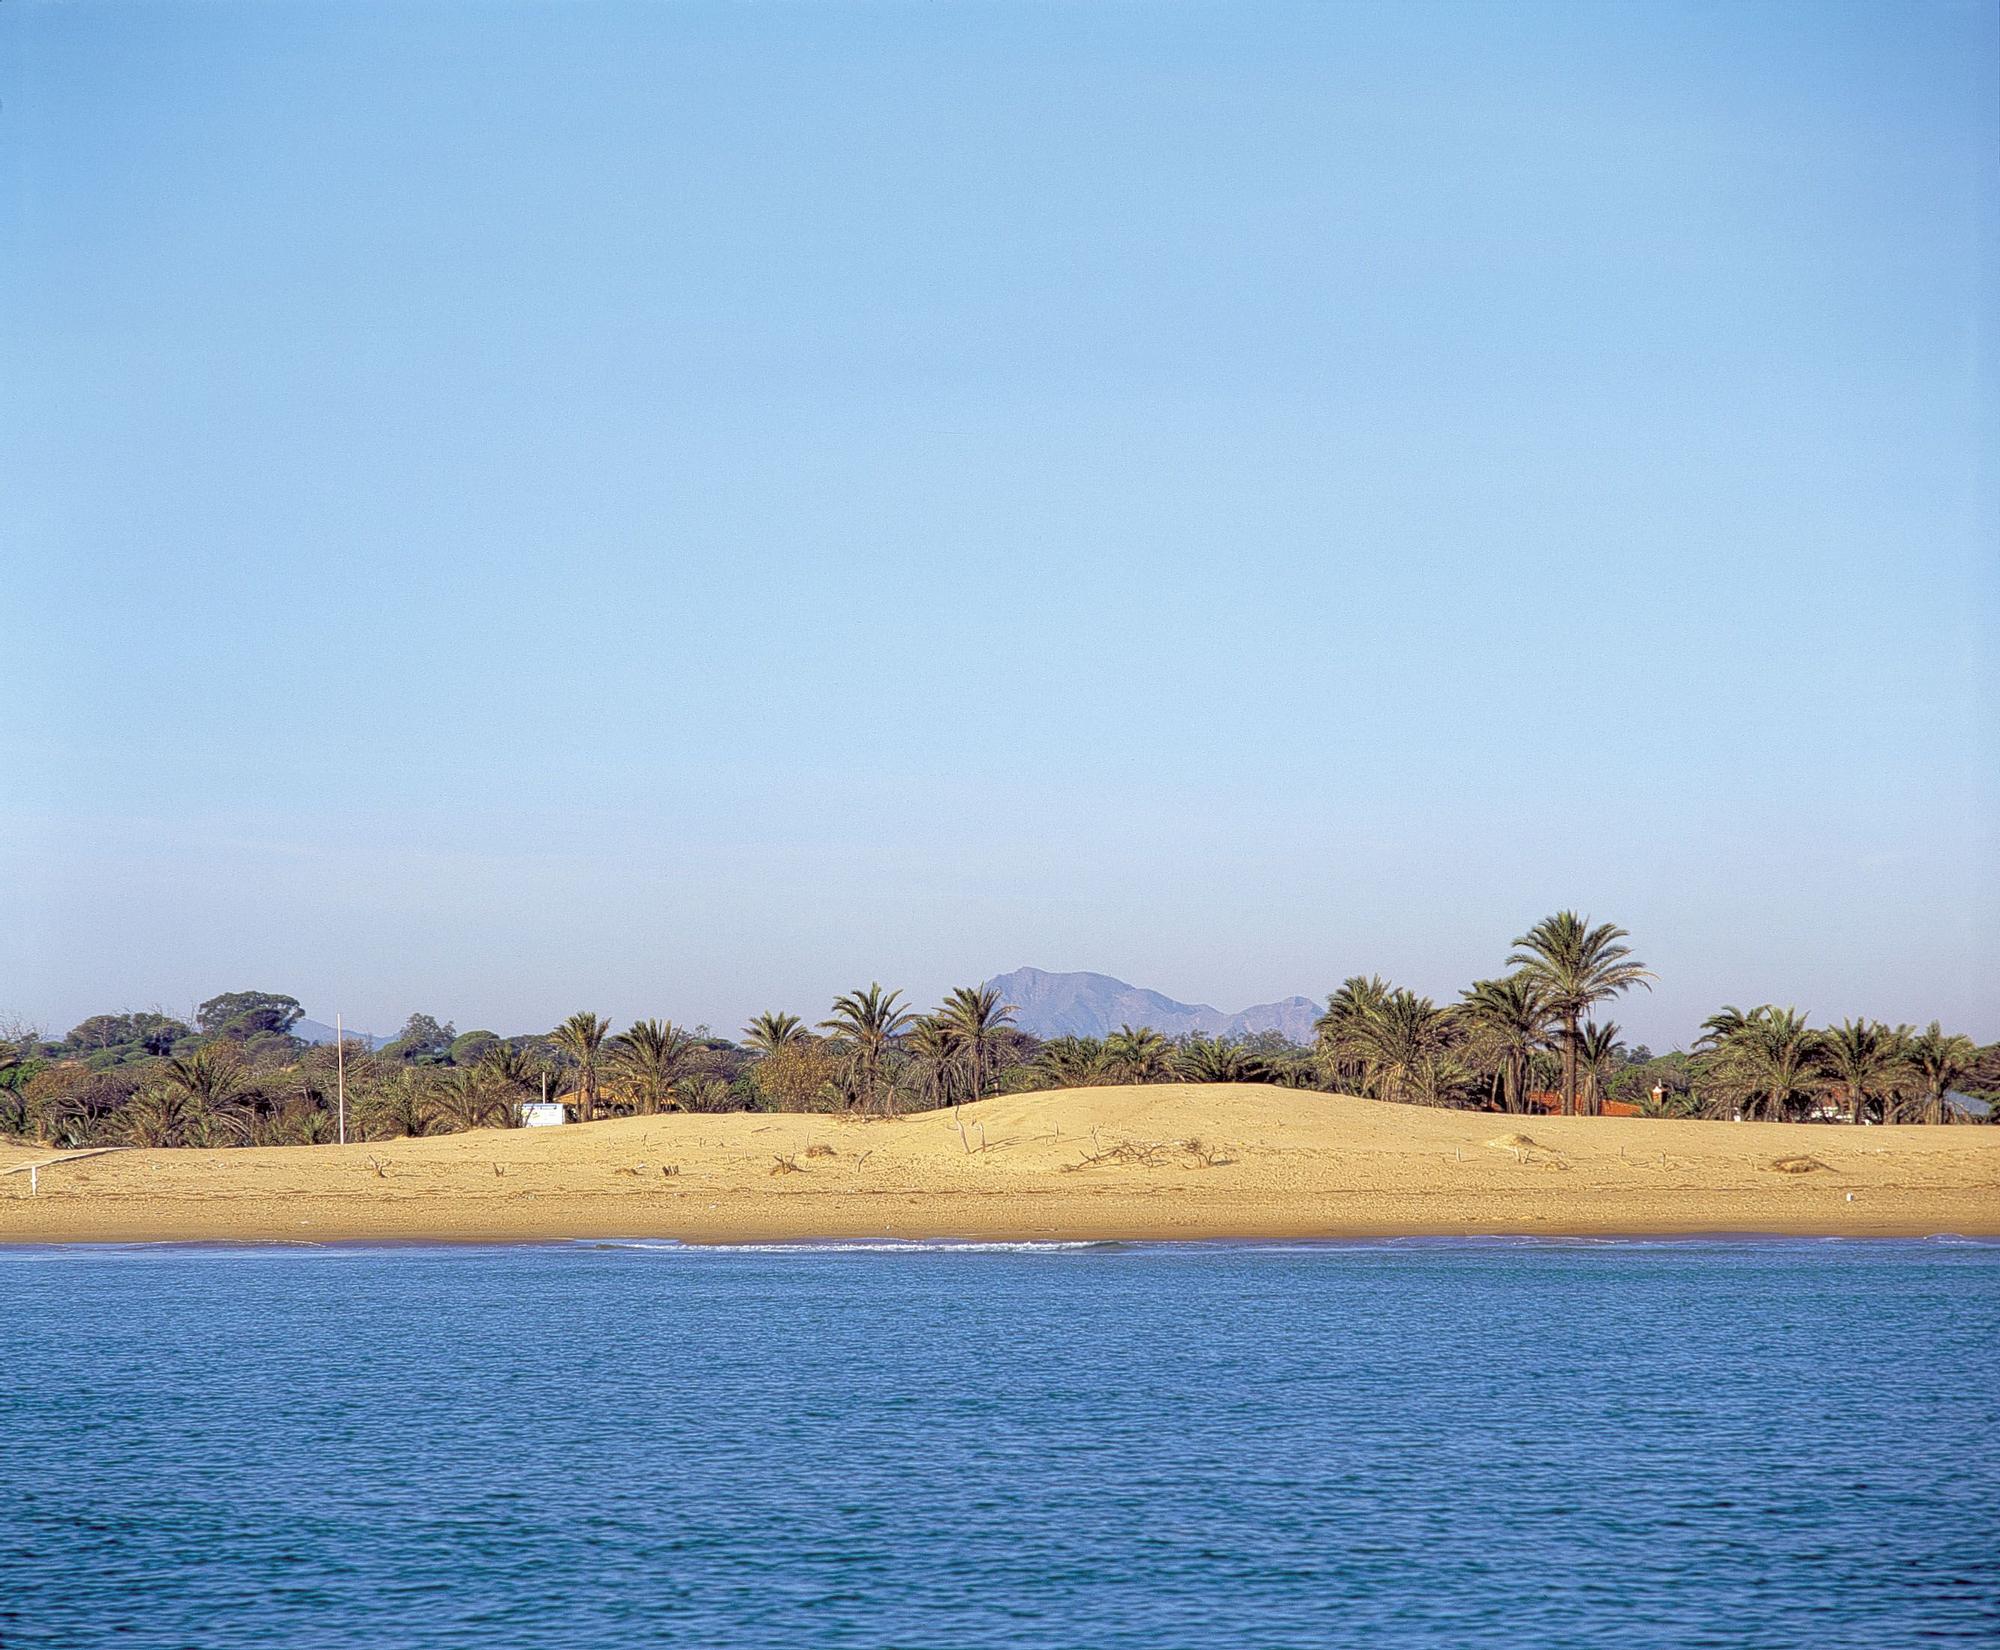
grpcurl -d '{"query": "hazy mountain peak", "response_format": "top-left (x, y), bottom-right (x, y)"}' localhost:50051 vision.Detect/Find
top-left (982, 967), bottom-right (1319, 1043)
top-left (295, 1018), bottom-right (391, 1050)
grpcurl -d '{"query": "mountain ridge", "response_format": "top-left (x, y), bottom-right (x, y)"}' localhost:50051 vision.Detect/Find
top-left (981, 967), bottom-right (1320, 1044)
top-left (296, 1018), bottom-right (391, 1050)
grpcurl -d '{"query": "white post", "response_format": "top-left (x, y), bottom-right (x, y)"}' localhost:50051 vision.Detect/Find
top-left (336, 1012), bottom-right (347, 1147)
top-left (29, 1164), bottom-right (37, 1197)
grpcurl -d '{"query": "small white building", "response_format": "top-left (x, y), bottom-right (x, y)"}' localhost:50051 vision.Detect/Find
top-left (519, 1101), bottom-right (567, 1128)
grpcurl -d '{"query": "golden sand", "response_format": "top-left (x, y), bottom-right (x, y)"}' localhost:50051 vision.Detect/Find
top-left (3, 1084), bottom-right (1996, 1244)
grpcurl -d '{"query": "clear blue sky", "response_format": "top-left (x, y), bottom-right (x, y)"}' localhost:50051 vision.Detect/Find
top-left (5, 0), bottom-right (1995, 1049)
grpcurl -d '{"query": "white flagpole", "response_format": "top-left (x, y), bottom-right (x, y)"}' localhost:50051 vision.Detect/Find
top-left (336, 1011), bottom-right (347, 1146)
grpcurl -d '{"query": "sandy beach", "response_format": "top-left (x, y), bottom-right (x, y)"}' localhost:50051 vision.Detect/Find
top-left (4, 1083), bottom-right (1995, 1244)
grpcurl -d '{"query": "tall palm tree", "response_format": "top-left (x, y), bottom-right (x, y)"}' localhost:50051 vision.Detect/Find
top-left (936, 984), bottom-right (1016, 1104)
top-left (819, 984), bottom-right (915, 1114)
top-left (743, 1011), bottom-right (807, 1055)
top-left (549, 1011), bottom-right (612, 1123)
top-left (1508, 913), bottom-right (1653, 1116)
top-left (1574, 1020), bottom-right (1625, 1115)
top-left (609, 1019), bottom-right (695, 1114)
top-left (1900, 1022), bottom-right (1978, 1125)
top-left (1103, 1024), bottom-right (1169, 1084)
top-left (1704, 1007), bottom-right (1822, 1121)
top-left (1459, 974), bottom-right (1555, 1112)
top-left (1819, 1018), bottom-right (1907, 1125)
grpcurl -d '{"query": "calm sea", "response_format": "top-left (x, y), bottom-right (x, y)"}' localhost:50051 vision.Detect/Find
top-left (3, 1239), bottom-right (1995, 1649)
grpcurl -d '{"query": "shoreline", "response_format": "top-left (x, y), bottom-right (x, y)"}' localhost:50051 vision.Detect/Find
top-left (6, 1083), bottom-right (1998, 1248)
top-left (6, 1225), bottom-right (1997, 1251)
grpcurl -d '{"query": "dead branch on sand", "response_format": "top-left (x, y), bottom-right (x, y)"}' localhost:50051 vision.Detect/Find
top-left (1066, 1136), bottom-right (1174, 1171)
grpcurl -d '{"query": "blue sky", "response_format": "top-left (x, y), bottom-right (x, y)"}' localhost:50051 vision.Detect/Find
top-left (5, 0), bottom-right (1994, 1049)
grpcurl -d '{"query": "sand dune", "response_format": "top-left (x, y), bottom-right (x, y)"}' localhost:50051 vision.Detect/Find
top-left (3, 1083), bottom-right (1996, 1244)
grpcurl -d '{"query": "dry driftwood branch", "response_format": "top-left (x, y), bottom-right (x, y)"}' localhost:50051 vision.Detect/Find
top-left (1065, 1137), bottom-right (1174, 1171)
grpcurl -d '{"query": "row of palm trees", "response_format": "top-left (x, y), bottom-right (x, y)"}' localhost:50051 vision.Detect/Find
top-left (102, 1043), bottom-right (566, 1147)
top-left (544, 982), bottom-right (1020, 1121)
top-left (1307, 915), bottom-right (1987, 1122)
top-left (1694, 1007), bottom-right (1979, 1124)
top-left (6, 909), bottom-right (1986, 1147)
top-left (1311, 913), bottom-right (1654, 1114)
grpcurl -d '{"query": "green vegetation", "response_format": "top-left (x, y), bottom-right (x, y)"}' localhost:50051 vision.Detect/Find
top-left (1506, 914), bottom-right (1654, 1117)
top-left (3, 912), bottom-right (1992, 1148)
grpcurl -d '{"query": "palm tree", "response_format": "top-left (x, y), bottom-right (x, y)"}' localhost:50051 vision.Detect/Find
top-left (902, 1016), bottom-right (961, 1108)
top-left (1638, 1086), bottom-right (1700, 1119)
top-left (1343, 989), bottom-right (1462, 1106)
top-left (936, 985), bottom-right (1016, 1104)
top-left (123, 1084), bottom-right (203, 1147)
top-left (362, 1067), bottom-right (442, 1139)
top-left (675, 1075), bottom-right (735, 1113)
top-left (819, 984), bottom-right (915, 1114)
top-left (1508, 913), bottom-right (1653, 1116)
top-left (477, 1040), bottom-right (533, 1090)
top-left (1315, 976), bottom-right (1393, 1095)
top-left (114, 1056), bottom-right (217, 1147)
top-left (1819, 1018), bottom-right (1907, 1125)
top-left (1703, 1007), bottom-right (1822, 1121)
top-left (145, 1044), bottom-right (253, 1143)
top-left (1696, 1004), bottom-right (1771, 1052)
top-left (609, 1019), bottom-right (694, 1114)
top-left (1172, 1035), bottom-right (1270, 1084)
top-left (549, 1011), bottom-right (612, 1123)
top-left (743, 1011), bottom-right (807, 1055)
top-left (1103, 1024), bottom-right (1169, 1084)
top-left (1459, 975), bottom-right (1554, 1112)
top-left (1900, 1022), bottom-right (1978, 1125)
top-left (434, 1069), bottom-right (507, 1132)
top-left (1574, 1020), bottom-right (1625, 1115)
top-left (475, 1041), bottom-right (554, 1123)
top-left (1035, 1036), bottom-right (1109, 1087)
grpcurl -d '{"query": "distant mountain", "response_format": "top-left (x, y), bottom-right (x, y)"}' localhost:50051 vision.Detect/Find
top-left (296, 1018), bottom-right (390, 1050)
top-left (982, 968), bottom-right (1321, 1044)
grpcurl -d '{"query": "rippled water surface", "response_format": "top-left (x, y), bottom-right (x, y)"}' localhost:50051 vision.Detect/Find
top-left (4, 1239), bottom-right (1996, 1648)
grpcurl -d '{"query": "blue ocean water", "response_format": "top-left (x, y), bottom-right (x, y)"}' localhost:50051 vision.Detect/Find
top-left (2, 1239), bottom-right (1995, 1649)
